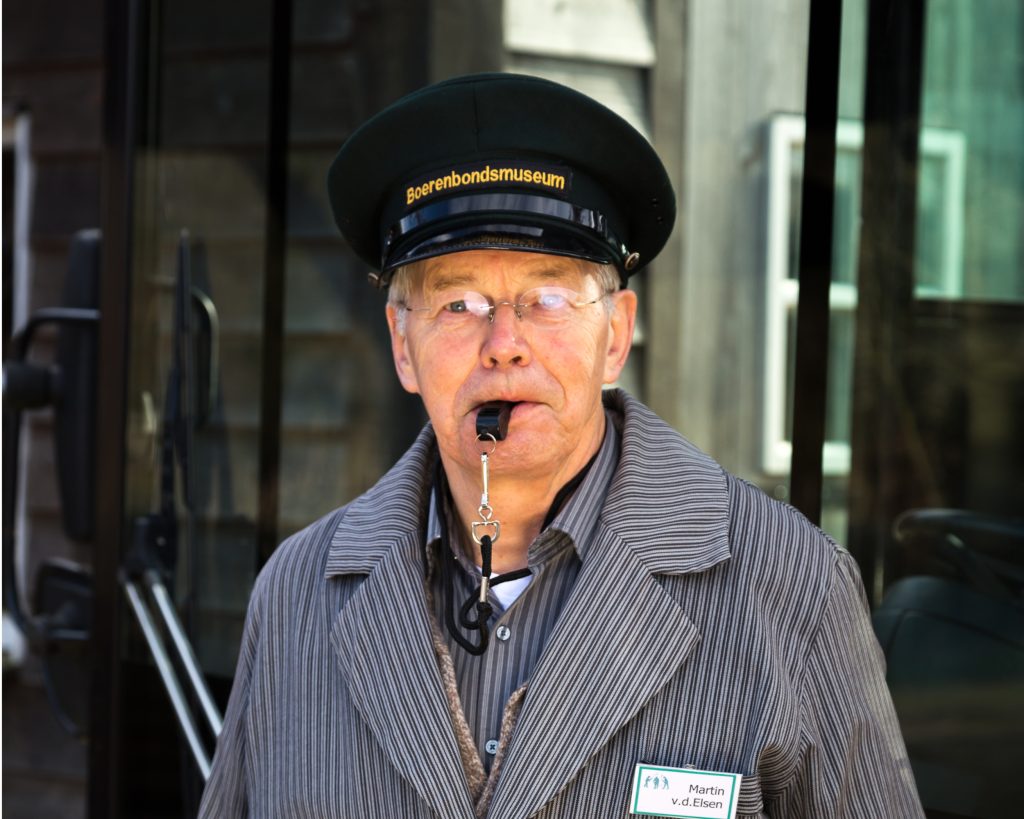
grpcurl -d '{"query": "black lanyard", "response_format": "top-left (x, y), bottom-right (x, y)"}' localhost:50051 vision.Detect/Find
top-left (430, 450), bottom-right (599, 656)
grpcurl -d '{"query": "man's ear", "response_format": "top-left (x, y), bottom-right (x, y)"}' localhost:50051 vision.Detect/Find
top-left (386, 304), bottom-right (421, 395)
top-left (602, 288), bottom-right (637, 384)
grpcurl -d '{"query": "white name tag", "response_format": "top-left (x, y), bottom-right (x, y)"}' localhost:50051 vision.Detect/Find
top-left (629, 763), bottom-right (742, 819)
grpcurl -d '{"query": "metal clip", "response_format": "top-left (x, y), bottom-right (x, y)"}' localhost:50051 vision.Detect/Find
top-left (471, 449), bottom-right (501, 546)
top-left (471, 519), bottom-right (501, 545)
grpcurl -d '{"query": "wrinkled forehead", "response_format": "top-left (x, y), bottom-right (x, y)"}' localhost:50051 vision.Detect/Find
top-left (411, 250), bottom-right (600, 295)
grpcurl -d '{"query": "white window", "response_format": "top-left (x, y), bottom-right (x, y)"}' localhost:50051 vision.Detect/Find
top-left (762, 114), bottom-right (966, 476)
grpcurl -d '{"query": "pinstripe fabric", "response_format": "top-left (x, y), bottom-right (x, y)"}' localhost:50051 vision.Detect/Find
top-left (199, 389), bottom-right (923, 818)
top-left (427, 415), bottom-right (619, 772)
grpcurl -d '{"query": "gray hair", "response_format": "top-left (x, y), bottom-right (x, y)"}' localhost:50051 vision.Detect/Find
top-left (388, 257), bottom-right (621, 335)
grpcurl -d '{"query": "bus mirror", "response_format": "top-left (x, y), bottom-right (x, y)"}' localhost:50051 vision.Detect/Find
top-left (3, 230), bottom-right (100, 647)
top-left (54, 230), bottom-right (100, 542)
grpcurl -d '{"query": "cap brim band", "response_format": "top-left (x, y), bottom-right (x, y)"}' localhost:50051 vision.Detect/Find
top-left (383, 224), bottom-right (621, 278)
top-left (381, 192), bottom-right (626, 275)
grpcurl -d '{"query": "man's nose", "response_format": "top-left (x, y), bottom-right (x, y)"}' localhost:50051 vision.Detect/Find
top-left (481, 302), bottom-right (530, 367)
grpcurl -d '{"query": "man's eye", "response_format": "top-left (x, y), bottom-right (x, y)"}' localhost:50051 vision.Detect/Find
top-left (536, 292), bottom-right (569, 310)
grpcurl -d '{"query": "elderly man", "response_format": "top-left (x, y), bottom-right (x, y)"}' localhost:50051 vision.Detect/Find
top-left (199, 74), bottom-right (923, 818)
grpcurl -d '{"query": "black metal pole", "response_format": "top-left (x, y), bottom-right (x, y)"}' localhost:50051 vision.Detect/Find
top-left (847, 0), bottom-right (926, 603)
top-left (789, 0), bottom-right (844, 525)
top-left (257, 0), bottom-right (293, 567)
top-left (91, 0), bottom-right (144, 814)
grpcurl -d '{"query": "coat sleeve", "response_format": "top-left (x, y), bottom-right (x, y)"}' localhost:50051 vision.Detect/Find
top-left (197, 574), bottom-right (265, 819)
top-left (769, 551), bottom-right (925, 818)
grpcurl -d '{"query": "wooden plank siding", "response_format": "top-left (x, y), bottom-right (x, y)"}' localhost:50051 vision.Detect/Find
top-left (648, 0), bottom-right (809, 486)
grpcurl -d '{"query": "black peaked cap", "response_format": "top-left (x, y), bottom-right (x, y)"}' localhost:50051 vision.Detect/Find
top-left (327, 72), bottom-right (676, 286)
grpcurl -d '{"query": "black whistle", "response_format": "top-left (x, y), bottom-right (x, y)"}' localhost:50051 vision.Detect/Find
top-left (476, 402), bottom-right (512, 441)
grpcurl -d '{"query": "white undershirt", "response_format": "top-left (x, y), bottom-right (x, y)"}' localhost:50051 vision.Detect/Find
top-left (485, 571), bottom-right (533, 609)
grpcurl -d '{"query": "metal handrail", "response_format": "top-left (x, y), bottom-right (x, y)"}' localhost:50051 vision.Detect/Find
top-left (121, 568), bottom-right (223, 781)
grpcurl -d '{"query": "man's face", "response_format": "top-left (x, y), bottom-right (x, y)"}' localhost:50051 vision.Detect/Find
top-left (386, 249), bottom-right (637, 480)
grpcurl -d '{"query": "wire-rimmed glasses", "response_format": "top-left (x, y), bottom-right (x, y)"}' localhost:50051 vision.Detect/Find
top-left (402, 286), bottom-right (607, 332)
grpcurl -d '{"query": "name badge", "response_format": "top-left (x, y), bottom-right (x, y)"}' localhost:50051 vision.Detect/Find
top-left (629, 763), bottom-right (742, 819)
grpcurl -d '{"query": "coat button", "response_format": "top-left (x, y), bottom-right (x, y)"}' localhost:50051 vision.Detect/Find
top-left (485, 739), bottom-right (499, 755)
top-left (495, 625), bottom-right (511, 641)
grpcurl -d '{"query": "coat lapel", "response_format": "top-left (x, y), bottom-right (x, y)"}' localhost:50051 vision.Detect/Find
top-left (325, 425), bottom-right (475, 819)
top-left (487, 392), bottom-right (733, 819)
top-left (486, 527), bottom-right (702, 819)
top-left (329, 532), bottom-right (475, 819)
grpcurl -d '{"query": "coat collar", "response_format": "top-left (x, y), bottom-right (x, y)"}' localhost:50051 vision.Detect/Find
top-left (601, 389), bottom-right (732, 575)
top-left (324, 422), bottom-right (437, 577)
top-left (325, 389), bottom-right (732, 580)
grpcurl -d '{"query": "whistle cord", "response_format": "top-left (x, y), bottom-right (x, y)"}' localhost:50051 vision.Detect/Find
top-left (435, 459), bottom-right (498, 654)
top-left (431, 450), bottom-right (600, 656)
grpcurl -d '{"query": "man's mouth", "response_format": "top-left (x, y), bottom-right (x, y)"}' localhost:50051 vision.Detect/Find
top-left (475, 400), bottom-right (516, 440)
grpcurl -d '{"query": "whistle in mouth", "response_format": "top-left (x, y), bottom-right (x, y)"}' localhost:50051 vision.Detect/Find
top-left (476, 401), bottom-right (512, 441)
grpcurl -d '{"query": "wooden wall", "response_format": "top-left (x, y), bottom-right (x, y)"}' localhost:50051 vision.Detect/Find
top-left (648, 0), bottom-right (809, 485)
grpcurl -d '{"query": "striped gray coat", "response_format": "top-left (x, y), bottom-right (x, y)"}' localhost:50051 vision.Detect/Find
top-left (199, 391), bottom-right (923, 818)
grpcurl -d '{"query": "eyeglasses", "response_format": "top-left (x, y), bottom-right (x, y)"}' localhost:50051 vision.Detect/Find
top-left (402, 286), bottom-right (607, 331)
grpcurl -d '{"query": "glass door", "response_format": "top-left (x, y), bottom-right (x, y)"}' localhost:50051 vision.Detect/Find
top-left (100, 0), bottom-right (428, 814)
top-left (114, 1), bottom-right (277, 813)
top-left (839, 2), bottom-right (1024, 817)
